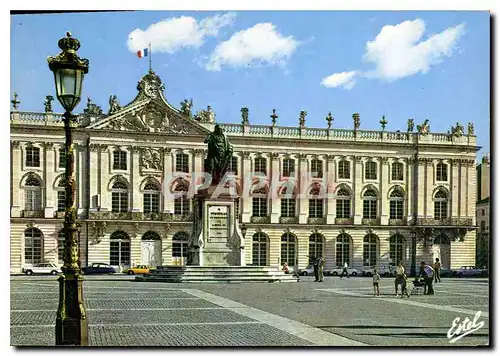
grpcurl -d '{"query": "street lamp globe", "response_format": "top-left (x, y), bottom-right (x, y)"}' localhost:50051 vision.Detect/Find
top-left (47, 32), bottom-right (89, 113)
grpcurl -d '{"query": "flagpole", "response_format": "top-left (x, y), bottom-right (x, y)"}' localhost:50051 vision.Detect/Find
top-left (149, 42), bottom-right (152, 72)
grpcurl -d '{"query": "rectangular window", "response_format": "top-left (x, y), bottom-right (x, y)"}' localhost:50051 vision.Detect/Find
top-left (176, 153), bottom-right (189, 173)
top-left (391, 162), bottom-right (403, 181)
top-left (143, 193), bottom-right (160, 213)
top-left (282, 159), bottom-right (295, 177)
top-left (25, 190), bottom-right (41, 211)
top-left (311, 159), bottom-right (323, 178)
top-left (281, 198), bottom-right (296, 217)
top-left (111, 192), bottom-right (128, 212)
top-left (338, 161), bottom-right (350, 179)
top-left (309, 199), bottom-right (323, 218)
top-left (252, 197), bottom-right (267, 217)
top-left (434, 201), bottom-right (448, 219)
top-left (436, 163), bottom-right (448, 182)
top-left (365, 161), bottom-right (377, 180)
top-left (336, 199), bottom-right (350, 218)
top-left (59, 149), bottom-right (66, 168)
top-left (172, 241), bottom-right (189, 258)
top-left (389, 200), bottom-right (403, 219)
top-left (57, 191), bottom-right (66, 211)
top-left (363, 200), bottom-right (377, 219)
top-left (255, 157), bottom-right (267, 174)
top-left (228, 156), bottom-right (238, 175)
top-left (113, 150), bottom-right (127, 170)
top-left (26, 147), bottom-right (40, 167)
top-left (174, 196), bottom-right (190, 215)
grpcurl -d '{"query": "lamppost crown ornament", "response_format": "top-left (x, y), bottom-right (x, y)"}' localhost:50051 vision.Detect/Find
top-left (380, 115), bottom-right (388, 131)
top-left (326, 112), bottom-right (333, 129)
top-left (270, 109), bottom-right (278, 126)
top-left (11, 92), bottom-right (20, 110)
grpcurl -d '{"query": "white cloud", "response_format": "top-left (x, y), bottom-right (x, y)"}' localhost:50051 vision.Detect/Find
top-left (320, 71), bottom-right (358, 90)
top-left (363, 19), bottom-right (466, 81)
top-left (321, 19), bottom-right (465, 89)
top-left (206, 23), bottom-right (300, 71)
top-left (127, 13), bottom-right (236, 54)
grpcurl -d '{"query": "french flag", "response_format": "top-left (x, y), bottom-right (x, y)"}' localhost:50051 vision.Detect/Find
top-left (137, 48), bottom-right (148, 58)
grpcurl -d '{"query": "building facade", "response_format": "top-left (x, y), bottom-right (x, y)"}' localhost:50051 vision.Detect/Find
top-left (10, 70), bottom-right (479, 274)
top-left (476, 155), bottom-right (490, 268)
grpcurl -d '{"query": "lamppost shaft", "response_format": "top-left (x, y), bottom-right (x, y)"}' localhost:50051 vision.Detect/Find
top-left (55, 111), bottom-right (88, 346)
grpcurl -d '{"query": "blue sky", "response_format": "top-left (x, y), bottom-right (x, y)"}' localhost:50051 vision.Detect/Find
top-left (10, 11), bottom-right (490, 156)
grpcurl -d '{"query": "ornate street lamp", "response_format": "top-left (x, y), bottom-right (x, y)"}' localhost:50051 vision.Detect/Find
top-left (410, 227), bottom-right (417, 277)
top-left (48, 32), bottom-right (89, 346)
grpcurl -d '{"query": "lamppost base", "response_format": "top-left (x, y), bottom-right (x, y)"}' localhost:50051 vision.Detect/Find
top-left (55, 273), bottom-right (88, 346)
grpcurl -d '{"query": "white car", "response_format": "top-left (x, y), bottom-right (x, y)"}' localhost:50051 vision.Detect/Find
top-left (327, 267), bottom-right (362, 277)
top-left (298, 265), bottom-right (315, 276)
top-left (22, 263), bottom-right (61, 276)
top-left (361, 265), bottom-right (396, 277)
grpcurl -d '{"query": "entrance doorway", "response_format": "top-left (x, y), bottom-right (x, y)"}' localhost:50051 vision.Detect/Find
top-left (432, 234), bottom-right (451, 268)
top-left (141, 231), bottom-right (162, 267)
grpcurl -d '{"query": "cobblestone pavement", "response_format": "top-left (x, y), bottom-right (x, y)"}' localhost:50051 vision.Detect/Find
top-left (10, 276), bottom-right (489, 347)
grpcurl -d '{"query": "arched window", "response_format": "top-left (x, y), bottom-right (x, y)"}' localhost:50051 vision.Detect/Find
top-left (365, 161), bottom-right (377, 180)
top-left (58, 230), bottom-right (65, 263)
top-left (363, 234), bottom-right (378, 266)
top-left (336, 234), bottom-right (351, 267)
top-left (142, 231), bottom-right (161, 240)
top-left (436, 162), bottom-right (448, 182)
top-left (56, 178), bottom-right (66, 212)
top-left (389, 234), bottom-right (405, 265)
top-left (174, 180), bottom-right (190, 215)
top-left (25, 176), bottom-right (42, 211)
top-left (254, 157), bottom-right (267, 174)
top-left (280, 233), bottom-right (296, 266)
top-left (111, 181), bottom-right (128, 212)
top-left (308, 233), bottom-right (324, 265)
top-left (172, 231), bottom-right (189, 264)
top-left (176, 153), bottom-right (189, 173)
top-left (434, 190), bottom-right (448, 220)
top-left (252, 186), bottom-right (268, 217)
top-left (363, 188), bottom-right (378, 219)
top-left (311, 159), bottom-right (323, 178)
top-left (252, 232), bottom-right (268, 266)
top-left (280, 186), bottom-right (296, 218)
top-left (389, 189), bottom-right (404, 220)
top-left (109, 231), bottom-right (130, 266)
top-left (433, 234), bottom-right (450, 245)
top-left (391, 162), bottom-right (404, 181)
top-left (113, 149), bottom-right (127, 170)
top-left (336, 188), bottom-right (351, 218)
top-left (143, 182), bottom-right (160, 213)
top-left (308, 185), bottom-right (323, 218)
top-left (338, 160), bottom-right (350, 179)
top-left (25, 146), bottom-right (40, 167)
top-left (282, 158), bottom-right (295, 177)
top-left (24, 228), bottom-right (43, 265)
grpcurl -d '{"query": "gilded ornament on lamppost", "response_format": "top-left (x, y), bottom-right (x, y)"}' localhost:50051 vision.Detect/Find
top-left (47, 31), bottom-right (89, 346)
top-left (270, 109), bottom-right (278, 126)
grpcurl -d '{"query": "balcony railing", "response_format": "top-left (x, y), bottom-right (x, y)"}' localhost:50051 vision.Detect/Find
top-left (335, 218), bottom-right (354, 225)
top-left (388, 219), bottom-right (406, 226)
top-left (250, 216), bottom-right (271, 224)
top-left (21, 210), bottom-right (44, 218)
top-left (308, 217), bottom-right (326, 225)
top-left (361, 218), bottom-right (380, 226)
top-left (54, 211), bottom-right (66, 218)
top-left (280, 216), bottom-right (298, 224)
top-left (416, 218), bottom-right (474, 226)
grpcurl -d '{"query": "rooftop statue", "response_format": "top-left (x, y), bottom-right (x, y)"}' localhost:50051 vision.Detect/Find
top-left (204, 124), bottom-right (233, 184)
top-left (468, 122), bottom-right (474, 136)
top-left (108, 95), bottom-right (121, 115)
top-left (407, 118), bottom-right (414, 132)
top-left (180, 99), bottom-right (193, 117)
top-left (451, 122), bottom-right (464, 137)
top-left (417, 119), bottom-right (430, 135)
top-left (44, 95), bottom-right (54, 113)
top-left (194, 105), bottom-right (216, 123)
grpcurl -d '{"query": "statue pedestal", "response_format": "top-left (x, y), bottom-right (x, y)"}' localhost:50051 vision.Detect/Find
top-left (189, 185), bottom-right (245, 267)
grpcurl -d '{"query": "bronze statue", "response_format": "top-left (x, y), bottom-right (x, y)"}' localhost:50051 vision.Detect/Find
top-left (204, 124), bottom-right (233, 184)
top-left (44, 95), bottom-right (54, 113)
top-left (468, 122), bottom-right (474, 136)
top-left (407, 119), bottom-right (414, 132)
top-left (353, 113), bottom-right (360, 130)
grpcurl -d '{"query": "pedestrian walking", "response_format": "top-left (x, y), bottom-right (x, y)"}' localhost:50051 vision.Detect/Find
top-left (401, 274), bottom-right (410, 298)
top-left (373, 269), bottom-right (380, 297)
top-left (318, 255), bottom-right (326, 282)
top-left (313, 256), bottom-right (320, 282)
top-left (394, 260), bottom-right (405, 297)
top-left (433, 258), bottom-right (442, 283)
top-left (340, 261), bottom-right (350, 278)
top-left (419, 261), bottom-right (435, 295)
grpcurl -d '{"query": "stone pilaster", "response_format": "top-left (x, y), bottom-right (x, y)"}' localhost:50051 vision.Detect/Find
top-left (270, 153), bottom-right (281, 224)
top-left (76, 144), bottom-right (86, 215)
top-left (326, 155), bottom-right (336, 224)
top-left (298, 154), bottom-right (308, 224)
top-left (353, 156), bottom-right (363, 224)
top-left (459, 159), bottom-right (467, 218)
top-left (241, 152), bottom-right (252, 223)
top-left (163, 148), bottom-right (173, 214)
top-left (380, 157), bottom-right (389, 225)
top-left (44, 142), bottom-right (55, 218)
top-left (451, 159), bottom-right (459, 218)
top-left (11, 141), bottom-right (21, 217)
top-left (467, 159), bottom-right (476, 224)
top-left (131, 147), bottom-right (141, 212)
top-left (99, 145), bottom-right (110, 210)
top-left (425, 159), bottom-right (434, 218)
top-left (406, 157), bottom-right (413, 223)
top-left (89, 144), bottom-right (100, 210)
top-left (417, 158), bottom-right (426, 218)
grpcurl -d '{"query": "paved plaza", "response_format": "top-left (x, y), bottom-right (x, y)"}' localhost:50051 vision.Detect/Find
top-left (10, 275), bottom-right (489, 347)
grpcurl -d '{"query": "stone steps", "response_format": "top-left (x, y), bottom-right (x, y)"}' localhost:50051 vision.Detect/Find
top-left (135, 266), bottom-right (299, 283)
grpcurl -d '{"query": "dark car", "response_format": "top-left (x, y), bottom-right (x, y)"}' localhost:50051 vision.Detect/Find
top-left (452, 266), bottom-right (488, 277)
top-left (82, 263), bottom-right (116, 275)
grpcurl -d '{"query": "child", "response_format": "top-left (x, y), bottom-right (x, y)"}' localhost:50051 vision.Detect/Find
top-left (373, 269), bottom-right (380, 297)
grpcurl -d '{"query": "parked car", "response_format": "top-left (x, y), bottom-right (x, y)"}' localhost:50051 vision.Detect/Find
top-left (81, 263), bottom-right (116, 275)
top-left (452, 266), bottom-right (488, 277)
top-left (298, 265), bottom-right (314, 276)
top-left (361, 265), bottom-right (396, 277)
top-left (22, 262), bottom-right (61, 276)
top-left (438, 267), bottom-right (453, 277)
top-left (124, 265), bottom-right (151, 275)
top-left (327, 267), bottom-right (363, 277)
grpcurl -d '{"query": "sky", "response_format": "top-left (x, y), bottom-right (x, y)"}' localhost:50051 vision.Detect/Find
top-left (10, 10), bottom-right (490, 156)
